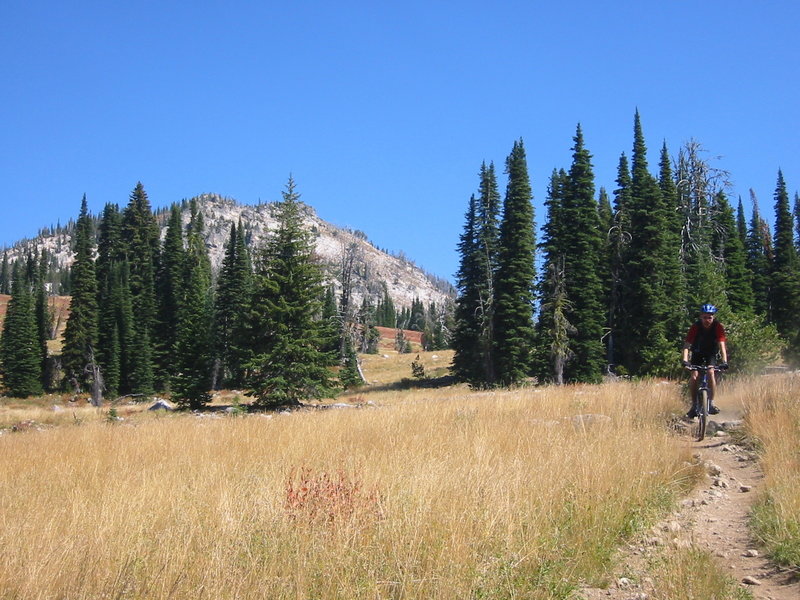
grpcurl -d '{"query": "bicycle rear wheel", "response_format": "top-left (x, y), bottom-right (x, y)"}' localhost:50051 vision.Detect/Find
top-left (696, 389), bottom-right (708, 441)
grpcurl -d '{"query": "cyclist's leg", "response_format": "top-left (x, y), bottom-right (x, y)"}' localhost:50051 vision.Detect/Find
top-left (686, 365), bottom-right (700, 418)
top-left (706, 356), bottom-right (720, 414)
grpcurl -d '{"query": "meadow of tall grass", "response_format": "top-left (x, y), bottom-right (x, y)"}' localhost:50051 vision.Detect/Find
top-left (741, 373), bottom-right (800, 568)
top-left (0, 366), bottom-right (703, 600)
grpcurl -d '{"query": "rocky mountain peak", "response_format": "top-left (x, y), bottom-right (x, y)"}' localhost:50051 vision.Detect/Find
top-left (5, 194), bottom-right (455, 311)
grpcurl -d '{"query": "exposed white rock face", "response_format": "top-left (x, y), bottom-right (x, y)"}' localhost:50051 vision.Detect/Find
top-left (6, 193), bottom-right (455, 310)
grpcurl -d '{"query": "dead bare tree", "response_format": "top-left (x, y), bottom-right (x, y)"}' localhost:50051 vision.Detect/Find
top-left (84, 347), bottom-right (104, 407)
top-left (339, 241), bottom-right (367, 383)
top-left (674, 139), bottom-right (732, 263)
top-left (543, 258), bottom-right (576, 385)
top-left (49, 296), bottom-right (67, 340)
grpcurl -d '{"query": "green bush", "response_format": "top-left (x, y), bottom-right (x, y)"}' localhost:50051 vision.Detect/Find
top-left (725, 313), bottom-right (785, 374)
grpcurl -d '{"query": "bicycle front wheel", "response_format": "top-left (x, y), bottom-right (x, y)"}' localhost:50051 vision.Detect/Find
top-left (696, 389), bottom-right (708, 441)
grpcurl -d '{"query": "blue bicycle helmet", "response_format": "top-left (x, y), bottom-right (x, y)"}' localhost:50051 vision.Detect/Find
top-left (700, 303), bottom-right (718, 314)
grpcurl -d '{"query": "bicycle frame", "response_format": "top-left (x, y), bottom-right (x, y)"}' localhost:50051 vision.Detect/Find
top-left (690, 365), bottom-right (715, 441)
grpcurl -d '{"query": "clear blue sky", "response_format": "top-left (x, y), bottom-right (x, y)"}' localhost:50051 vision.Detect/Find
top-left (2, 1), bottom-right (798, 282)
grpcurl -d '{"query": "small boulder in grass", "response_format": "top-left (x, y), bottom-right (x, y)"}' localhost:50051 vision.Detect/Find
top-left (148, 399), bottom-right (175, 411)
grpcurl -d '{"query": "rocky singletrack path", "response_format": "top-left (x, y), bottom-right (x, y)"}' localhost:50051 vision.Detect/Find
top-left (579, 402), bottom-right (800, 599)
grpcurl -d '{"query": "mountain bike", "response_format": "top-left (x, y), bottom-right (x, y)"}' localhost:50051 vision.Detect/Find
top-left (689, 364), bottom-right (725, 441)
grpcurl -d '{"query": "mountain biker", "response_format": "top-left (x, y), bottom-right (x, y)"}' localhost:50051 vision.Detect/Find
top-left (681, 303), bottom-right (728, 419)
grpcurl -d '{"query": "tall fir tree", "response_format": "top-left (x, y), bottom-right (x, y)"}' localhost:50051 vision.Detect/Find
top-left (535, 169), bottom-right (569, 382)
top-left (736, 197), bottom-right (748, 248)
top-left (0, 251), bottom-right (9, 295)
top-left (95, 203), bottom-right (130, 397)
top-left (597, 188), bottom-right (613, 239)
top-left (355, 295), bottom-right (380, 353)
top-left (769, 171), bottom-right (800, 363)
top-left (375, 286), bottom-right (396, 327)
top-left (122, 183), bottom-right (159, 394)
top-left (657, 141), bottom-right (688, 338)
top-left (560, 125), bottom-right (605, 382)
top-left (452, 162), bottom-right (502, 385)
top-left (746, 192), bottom-right (773, 318)
top-left (794, 192), bottom-right (800, 253)
top-left (473, 162), bottom-right (501, 383)
top-left (154, 204), bottom-right (186, 387)
top-left (714, 192), bottom-right (755, 314)
top-left (621, 112), bottom-right (678, 375)
top-left (34, 249), bottom-right (51, 390)
top-left (172, 206), bottom-right (214, 408)
top-left (214, 220), bottom-right (253, 388)
top-left (451, 194), bottom-right (484, 384)
top-left (606, 153), bottom-right (632, 370)
top-left (61, 196), bottom-right (99, 390)
top-left (245, 177), bottom-right (337, 406)
top-left (493, 140), bottom-right (536, 386)
top-left (0, 262), bottom-right (44, 397)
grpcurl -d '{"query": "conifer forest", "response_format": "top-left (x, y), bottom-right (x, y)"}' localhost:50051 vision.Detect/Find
top-left (1, 112), bottom-right (799, 401)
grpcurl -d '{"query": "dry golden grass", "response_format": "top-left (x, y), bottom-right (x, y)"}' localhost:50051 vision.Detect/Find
top-left (649, 547), bottom-right (753, 600)
top-left (740, 373), bottom-right (800, 568)
top-left (356, 349), bottom-right (455, 388)
top-left (0, 371), bottom-right (700, 599)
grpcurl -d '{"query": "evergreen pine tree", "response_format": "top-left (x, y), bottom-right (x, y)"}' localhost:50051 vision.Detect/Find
top-left (533, 169), bottom-right (568, 381)
top-left (96, 203), bottom-right (127, 397)
top-left (61, 196), bottom-right (99, 390)
top-left (736, 197), bottom-right (748, 248)
top-left (0, 262), bottom-right (44, 397)
top-left (122, 183), bottom-right (159, 394)
top-left (408, 297), bottom-right (426, 331)
top-left (355, 296), bottom-right (380, 354)
top-left (114, 261), bottom-right (136, 395)
top-left (769, 171), bottom-right (800, 363)
top-left (657, 141), bottom-right (688, 339)
top-left (560, 125), bottom-right (605, 382)
top-left (493, 140), bottom-right (536, 385)
top-left (423, 301), bottom-right (448, 351)
top-left (622, 112), bottom-right (677, 375)
top-left (339, 334), bottom-right (363, 389)
top-left (597, 188), bottom-right (613, 238)
top-left (171, 209), bottom-right (214, 409)
top-left (451, 194), bottom-right (486, 384)
top-left (714, 192), bottom-right (755, 314)
top-left (154, 204), bottom-right (186, 387)
top-left (214, 220), bottom-right (253, 388)
top-left (473, 162), bottom-right (501, 382)
top-left (34, 249), bottom-right (51, 390)
top-left (746, 192), bottom-right (773, 318)
top-left (245, 177), bottom-right (337, 407)
top-left (607, 154), bottom-right (632, 371)
top-left (794, 192), bottom-right (800, 253)
top-left (375, 286), bottom-right (396, 327)
top-left (0, 251), bottom-right (9, 295)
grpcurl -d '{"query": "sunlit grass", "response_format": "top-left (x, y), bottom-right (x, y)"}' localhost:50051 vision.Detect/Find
top-left (742, 373), bottom-right (800, 568)
top-left (0, 373), bottom-right (698, 599)
top-left (649, 548), bottom-right (753, 600)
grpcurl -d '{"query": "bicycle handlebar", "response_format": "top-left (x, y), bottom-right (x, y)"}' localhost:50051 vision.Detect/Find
top-left (687, 364), bottom-right (728, 371)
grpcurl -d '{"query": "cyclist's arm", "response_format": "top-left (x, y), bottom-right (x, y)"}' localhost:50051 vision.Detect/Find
top-left (681, 342), bottom-right (691, 364)
top-left (719, 341), bottom-right (728, 364)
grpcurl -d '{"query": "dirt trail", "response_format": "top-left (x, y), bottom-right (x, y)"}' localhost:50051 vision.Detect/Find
top-left (579, 403), bottom-right (800, 599)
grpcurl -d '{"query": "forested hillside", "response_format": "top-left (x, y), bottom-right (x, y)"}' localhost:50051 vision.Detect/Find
top-left (0, 179), bottom-right (453, 402)
top-left (452, 113), bottom-right (798, 386)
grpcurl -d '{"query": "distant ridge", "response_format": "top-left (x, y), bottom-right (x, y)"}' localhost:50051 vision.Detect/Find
top-left (3, 193), bottom-right (455, 310)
